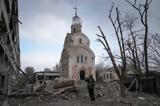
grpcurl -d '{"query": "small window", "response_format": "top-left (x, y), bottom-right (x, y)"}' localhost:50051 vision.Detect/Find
top-left (71, 40), bottom-right (73, 46)
top-left (37, 75), bottom-right (44, 80)
top-left (79, 39), bottom-right (82, 44)
top-left (110, 73), bottom-right (112, 79)
top-left (106, 74), bottom-right (109, 79)
top-left (81, 55), bottom-right (83, 63)
top-left (77, 56), bottom-right (79, 63)
top-left (85, 56), bottom-right (87, 62)
top-left (46, 76), bottom-right (52, 80)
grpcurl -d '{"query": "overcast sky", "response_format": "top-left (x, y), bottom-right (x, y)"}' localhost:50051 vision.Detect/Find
top-left (19, 0), bottom-right (160, 71)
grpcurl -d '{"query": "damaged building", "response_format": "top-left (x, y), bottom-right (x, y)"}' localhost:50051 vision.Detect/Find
top-left (60, 8), bottom-right (96, 80)
top-left (33, 71), bottom-right (60, 89)
top-left (98, 68), bottom-right (119, 82)
top-left (0, 0), bottom-right (21, 95)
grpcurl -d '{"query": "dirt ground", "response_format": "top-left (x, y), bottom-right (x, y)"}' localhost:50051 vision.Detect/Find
top-left (1, 81), bottom-right (160, 106)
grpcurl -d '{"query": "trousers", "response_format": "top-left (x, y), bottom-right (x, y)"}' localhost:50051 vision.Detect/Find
top-left (88, 87), bottom-right (95, 101)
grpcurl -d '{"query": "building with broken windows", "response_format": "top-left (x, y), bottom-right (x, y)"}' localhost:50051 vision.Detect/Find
top-left (60, 9), bottom-right (95, 81)
top-left (98, 68), bottom-right (119, 82)
top-left (0, 0), bottom-right (20, 95)
top-left (33, 71), bottom-right (60, 89)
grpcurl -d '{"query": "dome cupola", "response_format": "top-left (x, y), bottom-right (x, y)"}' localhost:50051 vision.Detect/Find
top-left (71, 7), bottom-right (82, 33)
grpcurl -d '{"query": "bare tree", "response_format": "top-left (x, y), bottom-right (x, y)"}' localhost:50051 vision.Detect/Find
top-left (53, 63), bottom-right (61, 72)
top-left (125, 0), bottom-right (152, 74)
top-left (25, 66), bottom-right (35, 79)
top-left (123, 15), bottom-right (143, 74)
top-left (96, 61), bottom-right (106, 70)
top-left (96, 60), bottom-right (109, 82)
top-left (148, 33), bottom-right (160, 71)
top-left (123, 15), bottom-right (145, 92)
top-left (96, 3), bottom-right (127, 97)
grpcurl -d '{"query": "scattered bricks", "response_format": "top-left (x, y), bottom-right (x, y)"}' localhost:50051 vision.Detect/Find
top-left (53, 78), bottom-right (75, 89)
top-left (96, 92), bottom-right (104, 98)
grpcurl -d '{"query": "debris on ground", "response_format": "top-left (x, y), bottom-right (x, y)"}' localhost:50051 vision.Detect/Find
top-left (53, 78), bottom-right (75, 89)
top-left (138, 96), bottom-right (146, 100)
top-left (0, 80), bottom-right (160, 106)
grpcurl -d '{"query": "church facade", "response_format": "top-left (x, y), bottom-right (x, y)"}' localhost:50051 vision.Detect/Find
top-left (60, 9), bottom-right (95, 80)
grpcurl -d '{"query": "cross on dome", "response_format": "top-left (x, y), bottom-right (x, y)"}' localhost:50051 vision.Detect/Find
top-left (72, 6), bottom-right (82, 26)
top-left (74, 6), bottom-right (78, 16)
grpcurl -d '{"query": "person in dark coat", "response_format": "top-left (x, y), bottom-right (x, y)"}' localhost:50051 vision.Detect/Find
top-left (85, 74), bottom-right (96, 101)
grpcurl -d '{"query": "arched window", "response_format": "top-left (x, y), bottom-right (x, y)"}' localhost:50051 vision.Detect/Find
top-left (110, 73), bottom-right (112, 80)
top-left (79, 39), bottom-right (82, 44)
top-left (74, 28), bottom-right (75, 32)
top-left (71, 40), bottom-right (73, 46)
top-left (77, 56), bottom-right (79, 63)
top-left (106, 74), bottom-right (109, 79)
top-left (69, 38), bottom-right (73, 47)
top-left (77, 55), bottom-right (87, 63)
top-left (85, 56), bottom-right (87, 62)
top-left (81, 55), bottom-right (83, 63)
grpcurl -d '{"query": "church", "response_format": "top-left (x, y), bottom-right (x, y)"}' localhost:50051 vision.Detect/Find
top-left (60, 8), bottom-right (95, 81)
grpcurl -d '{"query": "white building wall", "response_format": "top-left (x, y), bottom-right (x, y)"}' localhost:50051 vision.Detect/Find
top-left (68, 56), bottom-right (73, 78)
top-left (71, 33), bottom-right (90, 47)
top-left (61, 13), bottom-right (95, 81)
top-left (67, 47), bottom-right (95, 80)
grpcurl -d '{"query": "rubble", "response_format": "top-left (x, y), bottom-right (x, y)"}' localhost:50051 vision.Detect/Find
top-left (138, 97), bottom-right (146, 100)
top-left (53, 78), bottom-right (75, 89)
top-left (94, 81), bottom-right (160, 106)
top-left (95, 81), bottom-right (121, 100)
top-left (1, 80), bottom-right (160, 106)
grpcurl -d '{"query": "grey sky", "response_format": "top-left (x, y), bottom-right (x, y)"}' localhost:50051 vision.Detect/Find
top-left (19, 0), bottom-right (160, 71)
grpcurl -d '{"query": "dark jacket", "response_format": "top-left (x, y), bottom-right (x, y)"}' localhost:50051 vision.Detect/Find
top-left (86, 77), bottom-right (95, 89)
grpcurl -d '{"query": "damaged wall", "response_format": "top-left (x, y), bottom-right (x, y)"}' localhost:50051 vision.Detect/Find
top-left (0, 0), bottom-right (20, 95)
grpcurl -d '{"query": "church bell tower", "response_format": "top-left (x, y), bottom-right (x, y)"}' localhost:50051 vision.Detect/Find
top-left (71, 7), bottom-right (82, 33)
top-left (60, 7), bottom-right (96, 81)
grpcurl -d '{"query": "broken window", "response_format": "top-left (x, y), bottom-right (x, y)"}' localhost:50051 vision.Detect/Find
top-left (37, 75), bottom-right (44, 80)
top-left (0, 75), bottom-right (5, 88)
top-left (46, 76), bottom-right (52, 80)
top-left (53, 76), bottom-right (59, 80)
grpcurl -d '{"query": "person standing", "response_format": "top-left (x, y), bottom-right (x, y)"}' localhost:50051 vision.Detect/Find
top-left (85, 74), bottom-right (96, 101)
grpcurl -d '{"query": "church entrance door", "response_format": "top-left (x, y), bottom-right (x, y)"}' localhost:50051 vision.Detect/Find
top-left (80, 70), bottom-right (85, 80)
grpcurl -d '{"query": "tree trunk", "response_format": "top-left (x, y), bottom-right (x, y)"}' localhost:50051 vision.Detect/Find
top-left (119, 79), bottom-right (126, 97)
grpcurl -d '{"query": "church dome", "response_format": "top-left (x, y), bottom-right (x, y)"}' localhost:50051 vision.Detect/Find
top-left (72, 15), bottom-right (82, 25)
top-left (71, 7), bottom-right (82, 33)
top-left (72, 7), bottom-right (82, 25)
